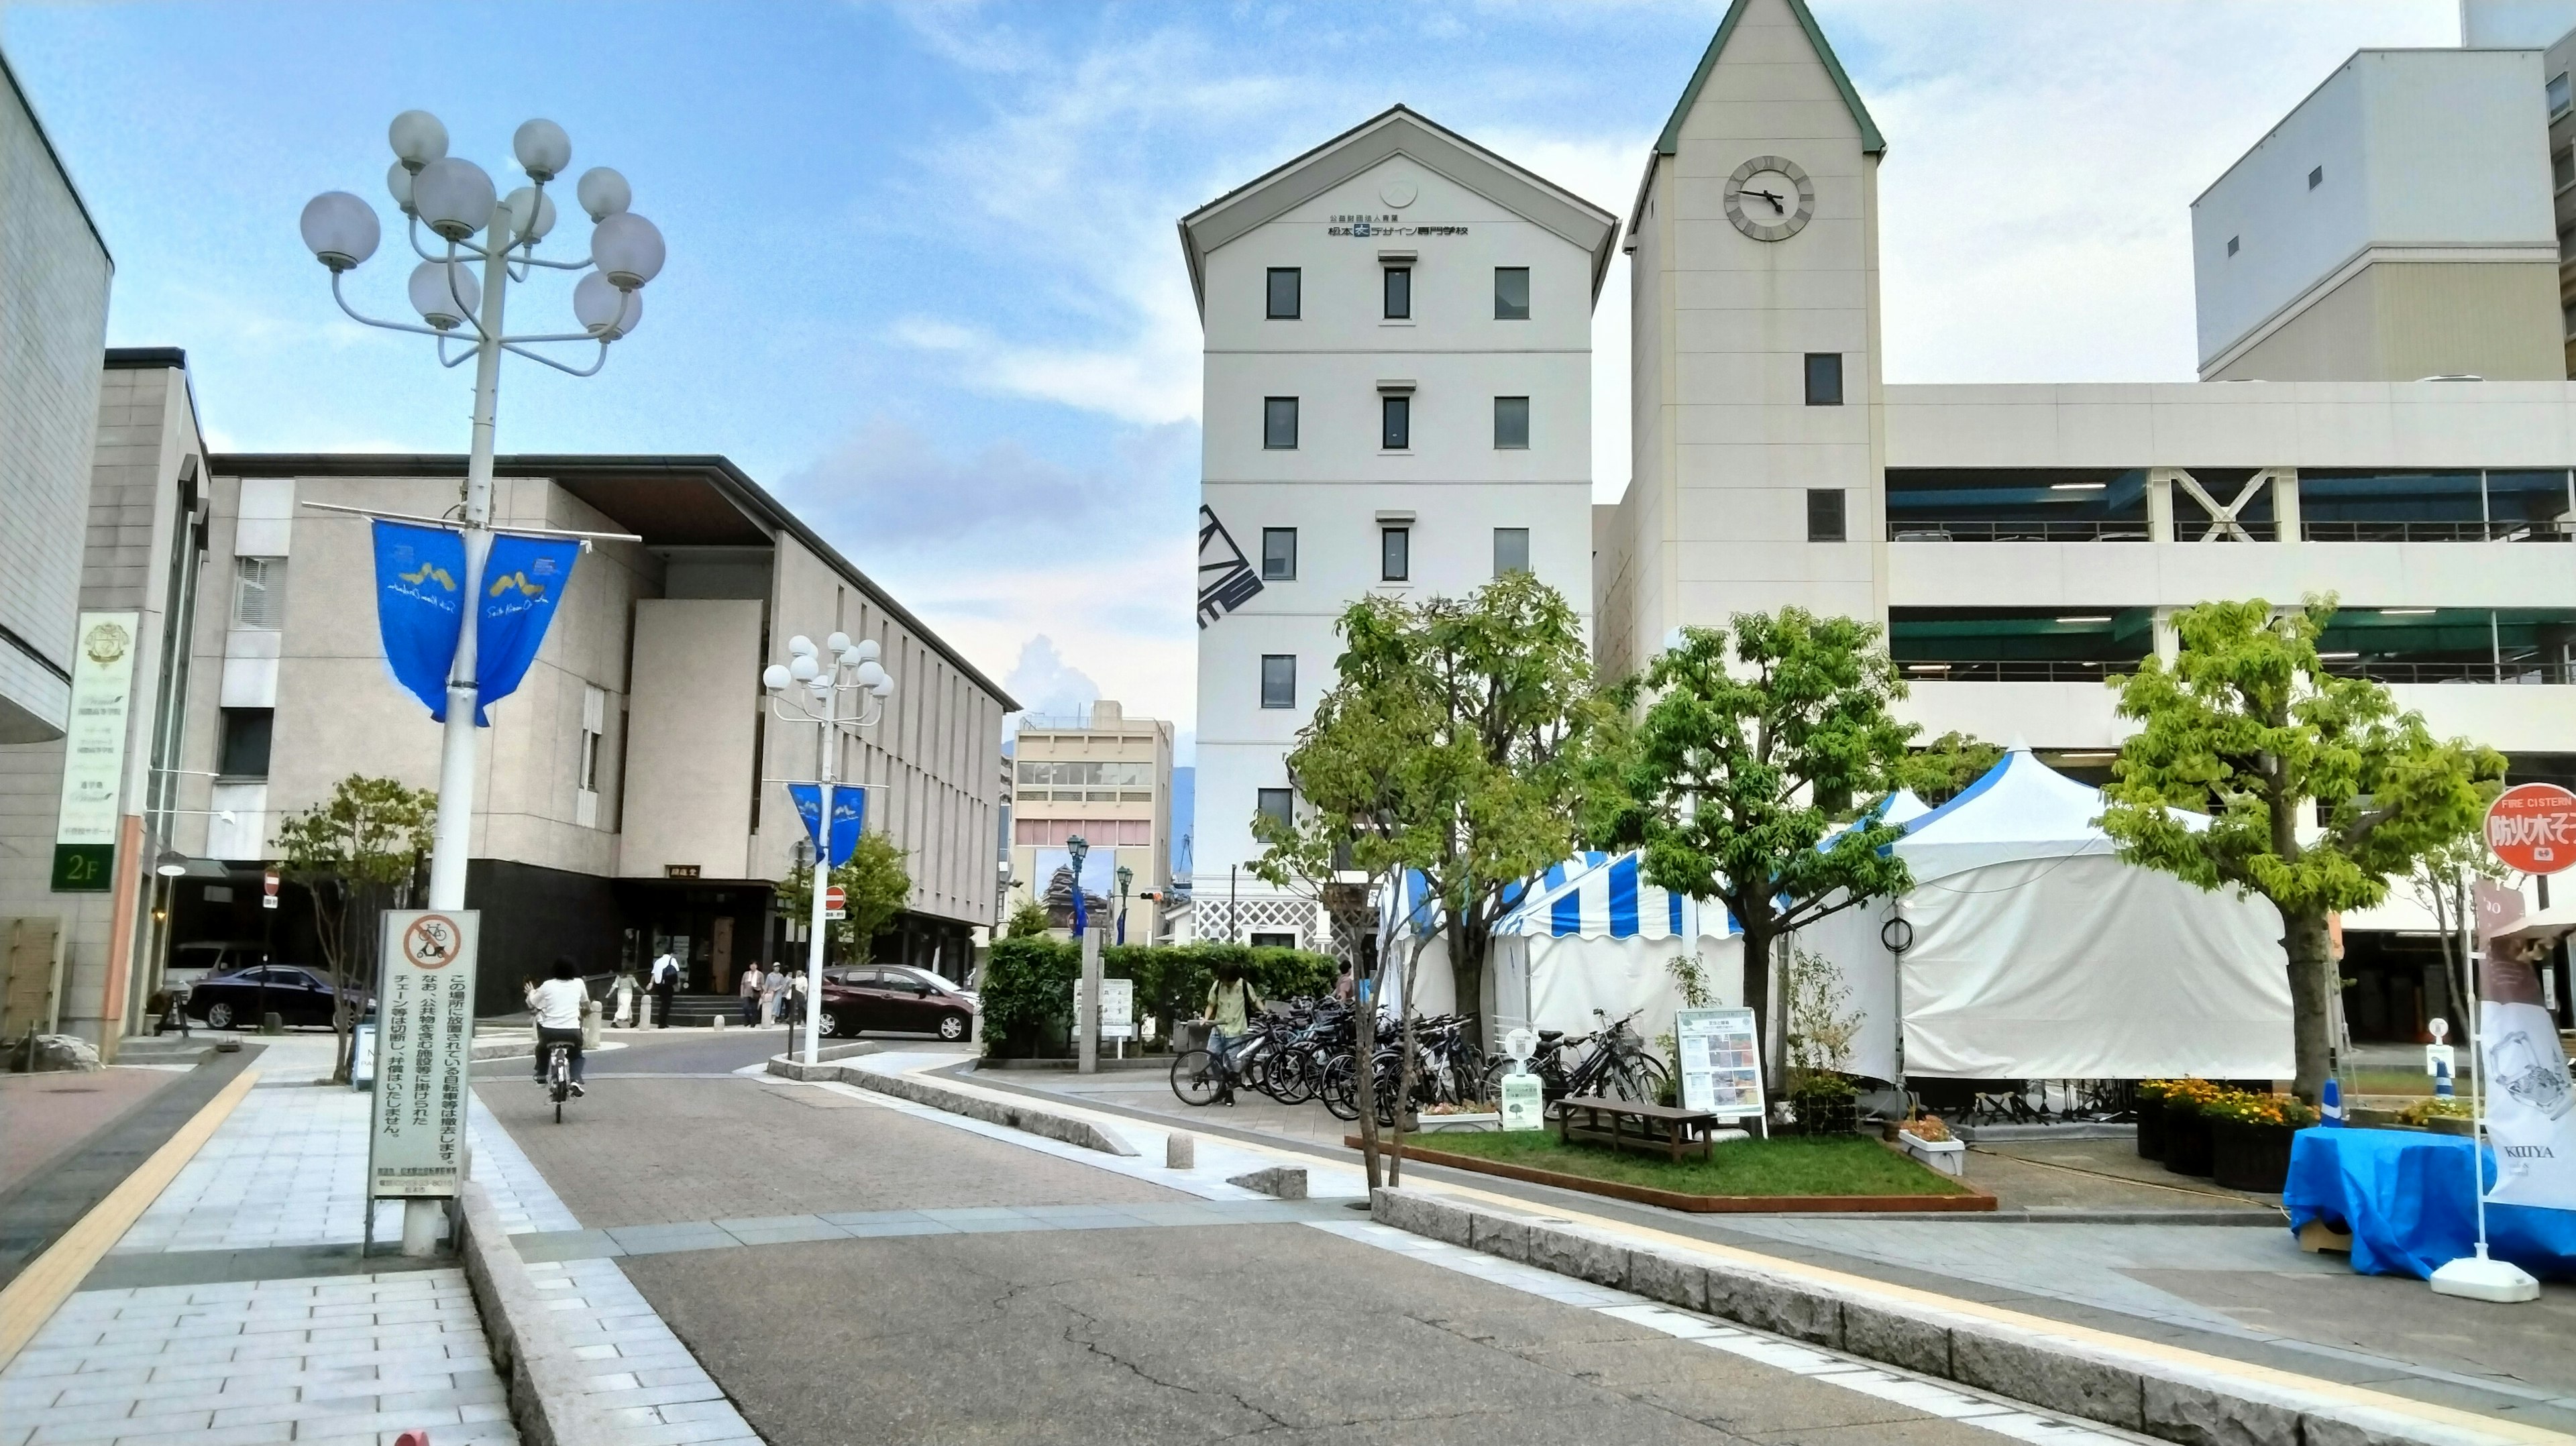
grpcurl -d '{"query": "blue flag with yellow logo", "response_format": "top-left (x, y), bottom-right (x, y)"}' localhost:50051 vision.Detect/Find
top-left (372, 521), bottom-right (468, 717)
top-left (786, 784), bottom-right (866, 867)
top-left (473, 533), bottom-right (581, 725)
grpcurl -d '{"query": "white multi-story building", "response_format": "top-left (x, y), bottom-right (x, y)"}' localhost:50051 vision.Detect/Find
top-left (1181, 106), bottom-right (1617, 950)
top-left (1595, 0), bottom-right (2576, 1045)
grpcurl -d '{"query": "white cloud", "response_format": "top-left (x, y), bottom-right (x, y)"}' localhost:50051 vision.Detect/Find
top-left (1002, 635), bottom-right (1101, 726)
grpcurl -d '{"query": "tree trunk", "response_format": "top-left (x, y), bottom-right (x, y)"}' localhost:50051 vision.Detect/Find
top-left (2283, 907), bottom-right (2335, 1103)
top-left (1739, 914), bottom-right (1776, 1097)
top-left (1451, 913), bottom-right (1488, 1056)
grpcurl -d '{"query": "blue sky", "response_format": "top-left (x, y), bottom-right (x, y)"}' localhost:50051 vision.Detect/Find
top-left (3, 1), bottom-right (2455, 753)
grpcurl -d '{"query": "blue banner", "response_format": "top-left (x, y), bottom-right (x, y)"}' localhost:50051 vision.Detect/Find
top-left (372, 522), bottom-right (468, 717)
top-left (786, 784), bottom-right (866, 867)
top-left (472, 533), bottom-right (582, 726)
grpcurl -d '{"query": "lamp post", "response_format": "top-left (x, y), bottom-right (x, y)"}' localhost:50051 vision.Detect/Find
top-left (299, 111), bottom-right (662, 915)
top-left (763, 634), bottom-right (895, 1065)
top-left (1067, 834), bottom-right (1099, 1073)
top-left (1116, 864), bottom-right (1133, 946)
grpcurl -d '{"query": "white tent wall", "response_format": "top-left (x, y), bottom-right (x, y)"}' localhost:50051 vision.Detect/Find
top-left (1389, 930), bottom-right (1741, 1056)
top-left (1790, 903), bottom-right (1902, 1083)
top-left (1900, 854), bottom-right (2293, 1080)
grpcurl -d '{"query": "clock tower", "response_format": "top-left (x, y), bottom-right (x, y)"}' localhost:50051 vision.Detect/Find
top-left (1599, 0), bottom-right (1886, 677)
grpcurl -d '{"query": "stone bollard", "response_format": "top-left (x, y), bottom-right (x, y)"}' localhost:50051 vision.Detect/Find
top-left (712, 1015), bottom-right (727, 1031)
top-left (581, 999), bottom-right (603, 1050)
top-left (1167, 1132), bottom-right (1195, 1170)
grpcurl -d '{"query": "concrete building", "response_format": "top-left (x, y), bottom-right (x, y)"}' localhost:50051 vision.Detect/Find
top-left (1593, 0), bottom-right (2576, 1044)
top-left (1181, 105), bottom-right (1617, 950)
top-left (127, 454), bottom-right (1014, 1019)
top-left (1005, 701), bottom-right (1174, 944)
top-left (0, 48), bottom-right (113, 746)
top-left (0, 352), bottom-right (210, 1053)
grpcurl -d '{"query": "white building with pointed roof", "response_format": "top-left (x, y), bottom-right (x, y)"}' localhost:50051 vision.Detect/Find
top-left (1181, 106), bottom-right (1617, 951)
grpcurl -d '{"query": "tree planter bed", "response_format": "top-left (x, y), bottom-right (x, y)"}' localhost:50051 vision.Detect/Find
top-left (2162, 1102), bottom-right (2214, 1176)
top-left (2208, 1117), bottom-right (2296, 1192)
top-left (1346, 1135), bottom-right (1996, 1214)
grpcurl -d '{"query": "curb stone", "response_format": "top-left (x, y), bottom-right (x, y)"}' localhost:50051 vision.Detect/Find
top-left (1368, 1186), bottom-right (2556, 1446)
top-left (458, 1180), bottom-right (613, 1446)
top-left (765, 1053), bottom-right (1140, 1156)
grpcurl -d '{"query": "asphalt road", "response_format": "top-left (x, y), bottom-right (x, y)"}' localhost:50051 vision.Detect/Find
top-left (481, 1074), bottom-right (2057, 1446)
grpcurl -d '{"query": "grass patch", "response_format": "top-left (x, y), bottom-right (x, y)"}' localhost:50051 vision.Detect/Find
top-left (1405, 1127), bottom-right (1968, 1198)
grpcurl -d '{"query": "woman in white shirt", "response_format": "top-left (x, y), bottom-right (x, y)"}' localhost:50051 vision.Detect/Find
top-left (529, 956), bottom-right (590, 1094)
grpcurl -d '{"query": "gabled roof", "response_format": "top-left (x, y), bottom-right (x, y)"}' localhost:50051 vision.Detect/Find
top-left (1177, 105), bottom-right (1621, 313)
top-left (1629, 0), bottom-right (1884, 239)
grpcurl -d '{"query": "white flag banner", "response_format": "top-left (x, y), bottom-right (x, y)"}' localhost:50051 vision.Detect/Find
top-left (2476, 882), bottom-right (2576, 1210)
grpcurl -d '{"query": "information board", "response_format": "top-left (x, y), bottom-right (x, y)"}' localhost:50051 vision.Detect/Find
top-left (1499, 1070), bottom-right (1544, 1130)
top-left (50, 612), bottom-right (140, 892)
top-left (1099, 977), bottom-right (1134, 1041)
top-left (370, 909), bottom-right (478, 1199)
top-left (1675, 1007), bottom-right (1764, 1119)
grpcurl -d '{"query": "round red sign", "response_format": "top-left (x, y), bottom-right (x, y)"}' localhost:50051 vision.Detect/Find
top-left (824, 886), bottom-right (846, 909)
top-left (2485, 782), bottom-right (2576, 875)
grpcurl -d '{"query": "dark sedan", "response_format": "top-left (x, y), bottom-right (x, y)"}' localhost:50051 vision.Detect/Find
top-left (814, 965), bottom-right (976, 1042)
top-left (184, 964), bottom-right (360, 1030)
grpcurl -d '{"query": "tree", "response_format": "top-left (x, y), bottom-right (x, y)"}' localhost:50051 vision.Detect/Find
top-left (777, 832), bottom-right (912, 962)
top-left (1002, 901), bottom-right (1053, 939)
top-left (274, 775), bottom-right (435, 1083)
top-left (1586, 610), bottom-right (1917, 1078)
top-left (1893, 730), bottom-right (2003, 807)
top-left (2098, 597), bottom-right (2503, 1101)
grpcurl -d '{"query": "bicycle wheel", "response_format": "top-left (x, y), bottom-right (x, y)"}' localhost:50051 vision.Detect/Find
top-left (1270, 1048), bottom-right (1317, 1106)
top-left (1169, 1048), bottom-right (1226, 1106)
top-left (1320, 1055), bottom-right (1360, 1121)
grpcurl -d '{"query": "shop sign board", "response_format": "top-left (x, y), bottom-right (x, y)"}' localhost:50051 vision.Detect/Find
top-left (50, 612), bottom-right (141, 893)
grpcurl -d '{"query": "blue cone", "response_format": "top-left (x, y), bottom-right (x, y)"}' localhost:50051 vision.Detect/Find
top-left (2320, 1078), bottom-right (2344, 1126)
top-left (2434, 1058), bottom-right (2455, 1098)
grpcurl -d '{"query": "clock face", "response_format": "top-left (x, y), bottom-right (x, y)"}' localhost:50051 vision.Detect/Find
top-left (1725, 155), bottom-right (1815, 242)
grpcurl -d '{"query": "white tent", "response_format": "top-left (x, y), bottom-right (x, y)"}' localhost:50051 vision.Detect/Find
top-left (1807, 748), bottom-right (2294, 1081)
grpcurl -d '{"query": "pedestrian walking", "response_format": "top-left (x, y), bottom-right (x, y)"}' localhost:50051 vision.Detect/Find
top-left (1333, 962), bottom-right (1354, 1003)
top-left (763, 964), bottom-right (786, 1025)
top-left (1200, 963), bottom-right (1262, 1106)
top-left (649, 947), bottom-right (681, 1029)
top-left (611, 968), bottom-right (638, 1027)
top-left (786, 970), bottom-right (808, 1027)
top-left (737, 964), bottom-right (761, 1026)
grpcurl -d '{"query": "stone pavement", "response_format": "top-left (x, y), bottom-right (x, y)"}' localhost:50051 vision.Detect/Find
top-left (0, 1070), bottom-right (189, 1201)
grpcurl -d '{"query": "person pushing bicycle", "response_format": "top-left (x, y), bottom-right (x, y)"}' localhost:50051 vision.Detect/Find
top-left (529, 955), bottom-right (589, 1096)
top-left (1199, 963), bottom-right (1261, 1105)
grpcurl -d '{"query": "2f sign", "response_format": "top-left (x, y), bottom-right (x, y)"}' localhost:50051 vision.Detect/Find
top-left (2487, 782), bottom-right (2576, 875)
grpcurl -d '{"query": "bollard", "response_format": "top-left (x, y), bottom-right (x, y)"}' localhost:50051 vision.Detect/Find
top-left (260, 1012), bottom-right (284, 1036)
top-left (712, 1015), bottom-right (727, 1031)
top-left (394, 1431), bottom-right (431, 1446)
top-left (1166, 1132), bottom-right (1195, 1170)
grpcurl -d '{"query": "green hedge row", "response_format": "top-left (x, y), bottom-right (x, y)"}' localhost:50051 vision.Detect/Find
top-left (978, 939), bottom-right (1340, 1058)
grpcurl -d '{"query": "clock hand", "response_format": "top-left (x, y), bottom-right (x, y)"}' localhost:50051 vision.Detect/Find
top-left (1743, 187), bottom-right (1785, 214)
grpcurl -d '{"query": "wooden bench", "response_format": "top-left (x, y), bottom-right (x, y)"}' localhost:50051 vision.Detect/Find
top-left (1558, 1095), bottom-right (1725, 1164)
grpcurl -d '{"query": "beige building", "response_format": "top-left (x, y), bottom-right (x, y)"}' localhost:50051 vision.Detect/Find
top-left (1006, 701), bottom-right (1174, 944)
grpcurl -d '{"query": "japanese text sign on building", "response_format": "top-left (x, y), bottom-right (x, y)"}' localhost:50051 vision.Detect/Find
top-left (370, 909), bottom-right (478, 1199)
top-left (2486, 782), bottom-right (2576, 876)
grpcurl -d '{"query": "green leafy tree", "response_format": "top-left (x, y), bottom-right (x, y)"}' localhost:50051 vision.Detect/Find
top-left (274, 775), bottom-right (435, 1082)
top-left (1893, 730), bottom-right (2004, 807)
top-left (1002, 901), bottom-right (1053, 939)
top-left (2098, 597), bottom-right (2503, 1101)
top-left (777, 832), bottom-right (912, 962)
top-left (1587, 610), bottom-right (1917, 1077)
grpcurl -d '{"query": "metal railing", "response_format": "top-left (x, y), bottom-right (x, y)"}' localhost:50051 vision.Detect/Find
top-left (2300, 520), bottom-right (2573, 543)
top-left (2321, 660), bottom-right (2571, 685)
top-left (1890, 518), bottom-right (2572, 543)
top-left (1888, 520), bottom-right (2153, 543)
top-left (1901, 658), bottom-right (2572, 685)
top-left (1896, 661), bottom-right (2139, 683)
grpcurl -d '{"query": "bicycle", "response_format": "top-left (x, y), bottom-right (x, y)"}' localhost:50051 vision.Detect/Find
top-left (541, 1038), bottom-right (576, 1123)
top-left (1482, 1009), bottom-right (1666, 1113)
top-left (1169, 1025), bottom-right (1259, 1107)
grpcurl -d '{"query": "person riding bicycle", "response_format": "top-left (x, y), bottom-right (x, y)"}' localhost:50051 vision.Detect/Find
top-left (529, 955), bottom-right (589, 1096)
top-left (1201, 963), bottom-right (1262, 1105)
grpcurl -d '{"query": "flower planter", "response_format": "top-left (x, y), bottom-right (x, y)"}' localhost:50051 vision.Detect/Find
top-left (1791, 1093), bottom-right (1858, 1137)
top-left (1898, 1129), bottom-right (1966, 1176)
top-left (2135, 1097), bottom-right (2167, 1160)
top-left (1416, 1111), bottom-right (1501, 1133)
top-left (2208, 1118), bottom-right (2299, 1192)
top-left (2161, 1101), bottom-right (2213, 1176)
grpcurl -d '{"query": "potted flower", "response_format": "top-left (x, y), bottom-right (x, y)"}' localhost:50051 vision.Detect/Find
top-left (2204, 1090), bottom-right (2317, 1192)
top-left (2135, 1079), bottom-right (2171, 1160)
top-left (2159, 1077), bottom-right (2225, 1176)
top-left (1417, 1100), bottom-right (1501, 1133)
top-left (1896, 1113), bottom-right (1966, 1176)
top-left (1788, 1072), bottom-right (1861, 1136)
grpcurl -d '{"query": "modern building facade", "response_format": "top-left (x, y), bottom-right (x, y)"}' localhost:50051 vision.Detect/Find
top-left (0, 48), bottom-right (113, 746)
top-left (0, 351), bottom-right (210, 1054)
top-left (1593, 0), bottom-right (2576, 1044)
top-left (136, 454), bottom-right (1013, 1018)
top-left (1183, 105), bottom-right (1617, 950)
top-left (1005, 700), bottom-right (1174, 944)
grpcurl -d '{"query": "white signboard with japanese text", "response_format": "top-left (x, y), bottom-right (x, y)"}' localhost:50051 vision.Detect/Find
top-left (1099, 976), bottom-right (1134, 1041)
top-left (49, 612), bottom-right (141, 893)
top-left (370, 910), bottom-right (478, 1199)
top-left (1676, 1007), bottom-right (1764, 1119)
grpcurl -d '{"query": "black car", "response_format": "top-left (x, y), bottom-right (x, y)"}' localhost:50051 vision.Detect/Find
top-left (815, 965), bottom-right (977, 1042)
top-left (184, 964), bottom-right (360, 1030)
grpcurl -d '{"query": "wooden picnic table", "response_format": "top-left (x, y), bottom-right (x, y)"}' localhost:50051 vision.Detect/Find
top-left (1558, 1094), bottom-right (1724, 1164)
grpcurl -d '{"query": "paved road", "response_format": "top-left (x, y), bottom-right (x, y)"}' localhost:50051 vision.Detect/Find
top-left (480, 1073), bottom-right (2106, 1446)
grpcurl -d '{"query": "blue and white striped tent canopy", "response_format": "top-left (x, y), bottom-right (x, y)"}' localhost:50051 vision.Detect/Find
top-left (1495, 851), bottom-right (1732, 940)
top-left (1386, 854), bottom-right (1607, 940)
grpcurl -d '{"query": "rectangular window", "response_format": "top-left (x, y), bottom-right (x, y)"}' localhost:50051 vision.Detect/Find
top-left (2307, 165), bottom-right (2324, 190)
top-left (1381, 394), bottom-right (1410, 450)
top-left (1260, 527), bottom-right (1297, 581)
top-left (1255, 787), bottom-right (1294, 831)
top-left (1266, 267), bottom-right (1300, 319)
top-left (231, 556), bottom-right (286, 629)
top-left (1804, 353), bottom-right (1843, 407)
top-left (1381, 526), bottom-right (1410, 582)
top-left (1493, 527), bottom-right (1529, 576)
top-left (2557, 150), bottom-right (2575, 192)
top-left (218, 708), bottom-right (274, 778)
top-left (2552, 72), bottom-right (2571, 115)
top-left (1383, 266), bottom-right (1411, 319)
top-left (1807, 488), bottom-right (1847, 543)
top-left (1263, 396), bottom-right (1299, 449)
top-left (1493, 266), bottom-right (1529, 320)
top-left (1493, 396), bottom-right (1529, 449)
top-left (2226, 235), bottom-right (2239, 257)
top-left (1259, 655), bottom-right (1296, 710)
top-left (1249, 930), bottom-right (1296, 948)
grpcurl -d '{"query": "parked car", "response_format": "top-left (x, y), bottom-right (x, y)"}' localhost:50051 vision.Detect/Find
top-left (166, 940), bottom-right (266, 994)
top-left (815, 965), bottom-right (977, 1042)
top-left (184, 964), bottom-right (362, 1030)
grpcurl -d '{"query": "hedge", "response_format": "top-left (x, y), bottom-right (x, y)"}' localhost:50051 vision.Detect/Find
top-left (978, 938), bottom-right (1338, 1058)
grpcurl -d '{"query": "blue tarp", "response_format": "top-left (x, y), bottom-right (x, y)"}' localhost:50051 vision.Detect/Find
top-left (2284, 1127), bottom-right (2576, 1281)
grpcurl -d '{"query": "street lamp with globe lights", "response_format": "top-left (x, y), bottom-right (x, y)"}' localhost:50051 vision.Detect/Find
top-left (763, 632), bottom-right (896, 1064)
top-left (296, 111), bottom-right (665, 922)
